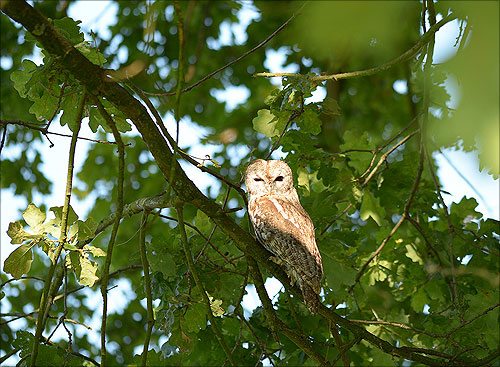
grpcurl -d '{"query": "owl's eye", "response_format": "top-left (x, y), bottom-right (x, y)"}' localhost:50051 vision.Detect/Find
top-left (254, 178), bottom-right (263, 182)
top-left (275, 176), bottom-right (284, 182)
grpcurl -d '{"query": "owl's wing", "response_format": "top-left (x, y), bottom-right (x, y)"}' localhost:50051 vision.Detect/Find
top-left (248, 196), bottom-right (323, 292)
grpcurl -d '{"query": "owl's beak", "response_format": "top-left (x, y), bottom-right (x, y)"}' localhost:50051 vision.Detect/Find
top-left (266, 183), bottom-right (273, 194)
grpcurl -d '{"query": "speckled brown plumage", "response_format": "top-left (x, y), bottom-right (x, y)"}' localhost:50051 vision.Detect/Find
top-left (245, 159), bottom-right (323, 313)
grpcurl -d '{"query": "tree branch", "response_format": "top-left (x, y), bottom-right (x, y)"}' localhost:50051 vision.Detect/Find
top-left (247, 256), bottom-right (330, 366)
top-left (141, 2), bottom-right (306, 96)
top-left (95, 97), bottom-right (125, 366)
top-left (254, 13), bottom-right (456, 82)
top-left (3, 3), bottom-right (492, 366)
top-left (30, 89), bottom-right (85, 367)
top-left (1, 119), bottom-right (124, 145)
top-left (139, 211), bottom-right (154, 367)
top-left (175, 203), bottom-right (236, 366)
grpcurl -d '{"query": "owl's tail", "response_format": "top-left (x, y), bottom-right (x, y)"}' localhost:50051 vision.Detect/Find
top-left (301, 283), bottom-right (321, 313)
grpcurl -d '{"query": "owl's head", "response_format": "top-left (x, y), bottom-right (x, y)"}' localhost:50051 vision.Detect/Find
top-left (244, 159), bottom-right (296, 197)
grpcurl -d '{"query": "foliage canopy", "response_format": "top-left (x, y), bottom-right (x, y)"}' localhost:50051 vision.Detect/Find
top-left (1, 1), bottom-right (499, 366)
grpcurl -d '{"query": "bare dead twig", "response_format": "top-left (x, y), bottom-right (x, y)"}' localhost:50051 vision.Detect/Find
top-left (0, 120), bottom-right (125, 145)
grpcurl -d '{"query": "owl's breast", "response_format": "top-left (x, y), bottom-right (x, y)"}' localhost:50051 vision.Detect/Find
top-left (248, 195), bottom-right (314, 240)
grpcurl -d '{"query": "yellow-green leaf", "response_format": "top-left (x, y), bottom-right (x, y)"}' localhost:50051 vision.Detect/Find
top-left (207, 292), bottom-right (225, 317)
top-left (3, 243), bottom-right (36, 279)
top-left (67, 252), bottom-right (99, 287)
top-left (252, 109), bottom-right (278, 137)
top-left (22, 203), bottom-right (46, 233)
top-left (7, 221), bottom-right (41, 244)
top-left (360, 191), bottom-right (386, 226)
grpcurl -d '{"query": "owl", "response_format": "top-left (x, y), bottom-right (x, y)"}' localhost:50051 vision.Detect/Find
top-left (245, 159), bottom-right (323, 313)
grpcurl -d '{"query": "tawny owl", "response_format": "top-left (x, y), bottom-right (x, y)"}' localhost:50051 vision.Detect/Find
top-left (245, 159), bottom-right (323, 313)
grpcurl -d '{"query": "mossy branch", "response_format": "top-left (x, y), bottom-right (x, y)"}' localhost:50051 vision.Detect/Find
top-left (139, 211), bottom-right (154, 367)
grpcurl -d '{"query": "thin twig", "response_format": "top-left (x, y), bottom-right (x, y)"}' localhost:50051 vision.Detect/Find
top-left (265, 106), bottom-right (303, 160)
top-left (0, 123), bottom-right (7, 153)
top-left (176, 203), bottom-right (237, 366)
top-left (141, 3), bottom-right (306, 97)
top-left (195, 186), bottom-right (232, 263)
top-left (361, 130), bottom-right (418, 186)
top-left (349, 125), bottom-right (425, 292)
top-left (1, 120), bottom-right (123, 145)
top-left (95, 97), bottom-right (125, 367)
top-left (254, 14), bottom-right (456, 82)
top-left (30, 89), bottom-right (85, 367)
top-left (127, 83), bottom-right (245, 198)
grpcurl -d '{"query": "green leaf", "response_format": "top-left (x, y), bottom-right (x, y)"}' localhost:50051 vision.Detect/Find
top-left (88, 105), bottom-right (102, 133)
top-left (297, 107), bottom-right (322, 135)
top-left (184, 303), bottom-right (207, 333)
top-left (67, 251), bottom-right (99, 287)
top-left (12, 330), bottom-right (34, 353)
top-left (3, 243), bottom-right (36, 279)
top-left (340, 130), bottom-right (376, 174)
top-left (360, 191), bottom-right (386, 226)
top-left (405, 244), bottom-right (423, 265)
top-left (368, 264), bottom-right (388, 286)
top-left (410, 287), bottom-right (429, 313)
top-left (7, 221), bottom-right (42, 244)
top-left (252, 109), bottom-right (278, 137)
top-left (28, 89), bottom-right (59, 121)
top-left (10, 59), bottom-right (38, 98)
top-left (71, 218), bottom-right (97, 242)
top-left (60, 91), bottom-right (81, 132)
top-left (194, 210), bottom-right (212, 233)
top-left (75, 41), bottom-right (107, 65)
top-left (63, 242), bottom-right (78, 251)
top-left (37, 344), bottom-right (67, 366)
top-left (50, 205), bottom-right (78, 227)
top-left (52, 17), bottom-right (84, 45)
top-left (148, 249), bottom-right (177, 278)
top-left (83, 244), bottom-right (106, 257)
top-left (321, 97), bottom-right (341, 116)
top-left (264, 89), bottom-right (283, 107)
top-left (23, 203), bottom-right (46, 234)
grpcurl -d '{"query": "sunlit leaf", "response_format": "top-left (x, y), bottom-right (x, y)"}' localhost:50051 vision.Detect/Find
top-left (3, 243), bottom-right (36, 279)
